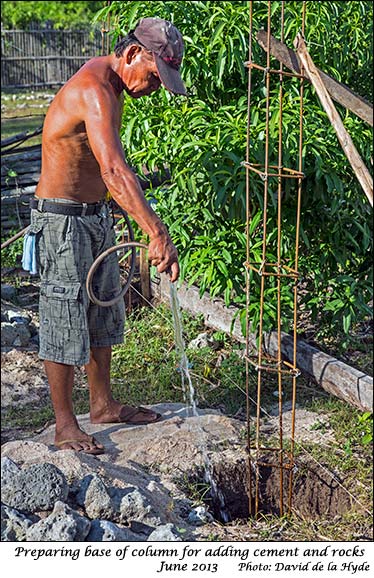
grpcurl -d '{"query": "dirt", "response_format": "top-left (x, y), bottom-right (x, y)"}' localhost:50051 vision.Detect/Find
top-left (189, 452), bottom-right (355, 524)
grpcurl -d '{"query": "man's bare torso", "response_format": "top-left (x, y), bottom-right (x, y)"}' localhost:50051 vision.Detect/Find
top-left (36, 56), bottom-right (124, 203)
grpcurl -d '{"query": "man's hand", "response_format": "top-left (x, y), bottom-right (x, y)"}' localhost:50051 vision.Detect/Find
top-left (148, 230), bottom-right (180, 283)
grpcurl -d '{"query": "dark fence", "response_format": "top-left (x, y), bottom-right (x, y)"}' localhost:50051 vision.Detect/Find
top-left (1, 28), bottom-right (103, 88)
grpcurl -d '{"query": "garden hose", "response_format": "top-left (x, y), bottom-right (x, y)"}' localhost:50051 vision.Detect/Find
top-left (86, 241), bottom-right (148, 307)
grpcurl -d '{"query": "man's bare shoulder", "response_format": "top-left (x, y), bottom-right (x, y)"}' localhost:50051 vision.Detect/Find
top-left (42, 56), bottom-right (121, 142)
top-left (64, 57), bottom-right (115, 101)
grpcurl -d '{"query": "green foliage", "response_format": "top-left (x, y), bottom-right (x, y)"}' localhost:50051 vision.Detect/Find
top-left (342, 411), bottom-right (373, 456)
top-left (1, 229), bottom-right (24, 268)
top-left (357, 412), bottom-right (373, 446)
top-left (105, 1), bottom-right (372, 344)
top-left (1, 1), bottom-right (103, 29)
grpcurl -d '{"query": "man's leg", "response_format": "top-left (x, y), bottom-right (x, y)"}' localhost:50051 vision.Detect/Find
top-left (86, 346), bottom-right (160, 424)
top-left (44, 360), bottom-right (104, 452)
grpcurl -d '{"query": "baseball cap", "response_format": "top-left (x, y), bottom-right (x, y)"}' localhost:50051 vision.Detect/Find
top-left (133, 17), bottom-right (187, 96)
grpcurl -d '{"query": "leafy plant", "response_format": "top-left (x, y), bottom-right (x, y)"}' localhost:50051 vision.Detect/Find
top-left (357, 412), bottom-right (373, 446)
top-left (99, 1), bottom-right (372, 346)
top-left (1, 229), bottom-right (24, 268)
top-left (1, 1), bottom-right (103, 29)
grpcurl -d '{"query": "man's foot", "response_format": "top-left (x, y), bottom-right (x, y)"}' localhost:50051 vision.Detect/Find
top-left (54, 425), bottom-right (105, 455)
top-left (91, 402), bottom-right (161, 425)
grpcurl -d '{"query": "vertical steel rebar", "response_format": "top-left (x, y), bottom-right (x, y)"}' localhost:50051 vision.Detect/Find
top-left (245, 0), bottom-right (254, 517)
top-left (276, 1), bottom-right (285, 518)
top-left (288, 0), bottom-right (306, 513)
top-left (254, 0), bottom-right (273, 517)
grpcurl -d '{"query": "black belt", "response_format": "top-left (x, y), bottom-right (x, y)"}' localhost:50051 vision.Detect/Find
top-left (30, 198), bottom-right (106, 216)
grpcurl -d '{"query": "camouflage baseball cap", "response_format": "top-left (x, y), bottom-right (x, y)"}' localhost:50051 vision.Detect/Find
top-left (134, 17), bottom-right (187, 96)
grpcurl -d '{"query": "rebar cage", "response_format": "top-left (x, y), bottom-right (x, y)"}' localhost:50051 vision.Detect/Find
top-left (244, 1), bottom-right (307, 517)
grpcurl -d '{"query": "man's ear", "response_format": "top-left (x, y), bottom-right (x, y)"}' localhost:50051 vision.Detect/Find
top-left (125, 44), bottom-right (142, 65)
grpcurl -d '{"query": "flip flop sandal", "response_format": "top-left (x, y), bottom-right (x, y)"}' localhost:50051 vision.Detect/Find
top-left (118, 406), bottom-right (162, 425)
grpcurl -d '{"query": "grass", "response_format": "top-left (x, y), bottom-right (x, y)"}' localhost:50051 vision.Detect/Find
top-left (1, 229), bottom-right (25, 269)
top-left (1, 89), bottom-right (56, 147)
top-left (110, 303), bottom-right (251, 414)
top-left (1, 115), bottom-right (44, 139)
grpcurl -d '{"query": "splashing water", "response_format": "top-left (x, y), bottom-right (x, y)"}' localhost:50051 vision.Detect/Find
top-left (169, 281), bottom-right (229, 522)
top-left (169, 281), bottom-right (197, 416)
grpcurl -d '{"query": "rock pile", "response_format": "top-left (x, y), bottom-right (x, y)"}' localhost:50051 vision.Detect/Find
top-left (1, 455), bottom-right (183, 542)
top-left (1, 290), bottom-right (39, 349)
top-left (1, 404), bottom-right (244, 542)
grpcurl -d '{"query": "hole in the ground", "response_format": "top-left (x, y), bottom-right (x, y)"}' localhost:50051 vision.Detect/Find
top-left (188, 456), bottom-right (355, 523)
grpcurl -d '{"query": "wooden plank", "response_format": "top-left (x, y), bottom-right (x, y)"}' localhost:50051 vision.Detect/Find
top-left (139, 247), bottom-right (151, 304)
top-left (0, 149), bottom-right (42, 163)
top-left (1, 143), bottom-right (42, 156)
top-left (1, 162), bottom-right (41, 177)
top-left (1, 172), bottom-right (40, 187)
top-left (295, 34), bottom-right (373, 207)
top-left (1, 185), bottom-right (37, 198)
top-left (1, 127), bottom-right (43, 148)
top-left (154, 275), bottom-right (373, 412)
top-left (256, 30), bottom-right (373, 127)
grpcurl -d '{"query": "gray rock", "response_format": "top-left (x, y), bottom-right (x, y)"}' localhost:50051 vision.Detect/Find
top-left (6, 307), bottom-right (31, 325)
top-left (13, 323), bottom-right (31, 346)
top-left (76, 474), bottom-right (115, 520)
top-left (1, 321), bottom-right (31, 347)
top-left (86, 520), bottom-right (142, 542)
top-left (1, 457), bottom-right (21, 483)
top-left (1, 504), bottom-right (34, 541)
top-left (1, 462), bottom-right (69, 513)
top-left (119, 488), bottom-right (152, 523)
top-left (129, 520), bottom-right (154, 537)
top-left (187, 506), bottom-right (214, 526)
top-left (30, 334), bottom-right (39, 345)
top-left (1, 284), bottom-right (16, 300)
top-left (147, 524), bottom-right (182, 542)
top-left (1, 322), bottom-right (18, 346)
top-left (26, 501), bottom-right (91, 542)
top-left (188, 332), bottom-right (214, 350)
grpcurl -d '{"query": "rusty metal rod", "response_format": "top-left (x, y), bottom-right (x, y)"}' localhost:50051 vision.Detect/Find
top-left (244, 60), bottom-right (306, 80)
top-left (245, 0), bottom-right (254, 518)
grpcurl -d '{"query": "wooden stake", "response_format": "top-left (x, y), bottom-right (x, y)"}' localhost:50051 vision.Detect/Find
top-left (295, 33), bottom-right (373, 207)
top-left (139, 246), bottom-right (151, 305)
top-left (257, 30), bottom-right (373, 127)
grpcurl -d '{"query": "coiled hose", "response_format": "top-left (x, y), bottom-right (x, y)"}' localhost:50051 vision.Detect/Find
top-left (86, 241), bottom-right (148, 307)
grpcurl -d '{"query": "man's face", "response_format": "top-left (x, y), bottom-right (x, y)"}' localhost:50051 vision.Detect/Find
top-left (125, 47), bottom-right (161, 98)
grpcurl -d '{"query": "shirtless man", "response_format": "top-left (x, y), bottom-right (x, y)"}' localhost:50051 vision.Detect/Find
top-left (29, 17), bottom-right (186, 454)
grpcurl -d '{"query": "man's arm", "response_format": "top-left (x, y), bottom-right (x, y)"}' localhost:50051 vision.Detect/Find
top-left (83, 84), bottom-right (179, 281)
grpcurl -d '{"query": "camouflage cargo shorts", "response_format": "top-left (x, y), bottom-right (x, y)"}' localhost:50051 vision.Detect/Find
top-left (29, 199), bottom-right (125, 366)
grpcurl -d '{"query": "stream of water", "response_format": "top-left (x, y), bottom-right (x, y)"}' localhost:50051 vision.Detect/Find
top-left (169, 282), bottom-right (229, 522)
